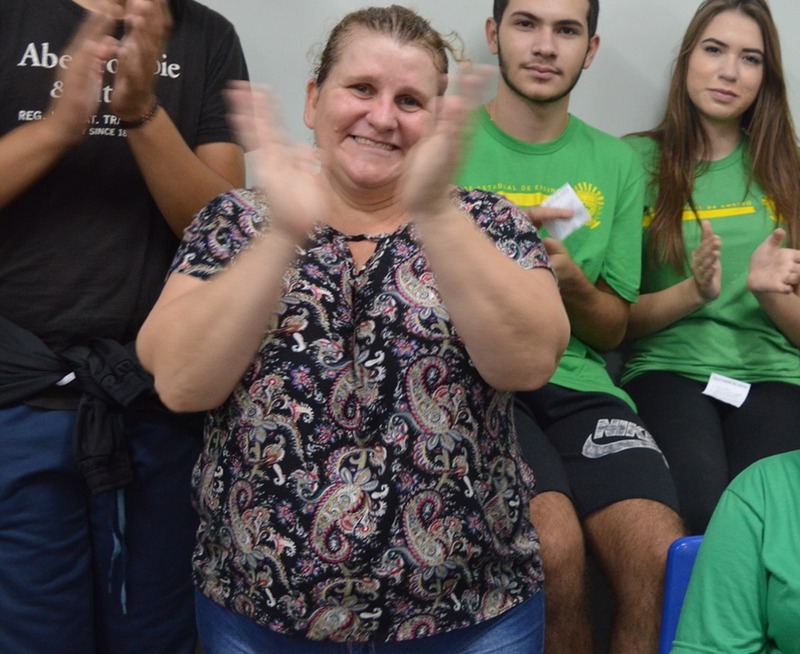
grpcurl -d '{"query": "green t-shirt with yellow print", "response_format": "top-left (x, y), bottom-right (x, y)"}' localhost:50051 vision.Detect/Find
top-left (456, 107), bottom-right (646, 408)
top-left (622, 135), bottom-right (800, 387)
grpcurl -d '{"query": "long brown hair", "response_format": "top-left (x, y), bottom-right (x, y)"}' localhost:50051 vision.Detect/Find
top-left (637, 0), bottom-right (800, 271)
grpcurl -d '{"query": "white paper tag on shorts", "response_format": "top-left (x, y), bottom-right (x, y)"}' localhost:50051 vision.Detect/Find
top-left (541, 183), bottom-right (591, 240)
top-left (702, 373), bottom-right (751, 407)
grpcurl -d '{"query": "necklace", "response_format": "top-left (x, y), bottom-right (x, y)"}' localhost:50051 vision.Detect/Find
top-left (342, 233), bottom-right (387, 243)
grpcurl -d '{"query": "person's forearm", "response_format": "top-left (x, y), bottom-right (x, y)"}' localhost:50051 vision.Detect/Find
top-left (752, 290), bottom-right (800, 348)
top-left (125, 107), bottom-right (245, 236)
top-left (0, 6), bottom-right (118, 210)
top-left (414, 206), bottom-right (569, 391)
top-left (137, 227), bottom-right (300, 412)
top-left (626, 278), bottom-right (708, 340)
top-left (559, 272), bottom-right (629, 352)
top-left (0, 119), bottom-right (77, 210)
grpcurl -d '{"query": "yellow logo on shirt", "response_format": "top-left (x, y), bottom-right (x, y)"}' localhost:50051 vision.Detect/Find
top-left (498, 183), bottom-right (604, 230)
top-left (762, 197), bottom-right (779, 223)
top-left (574, 183), bottom-right (603, 229)
top-left (642, 197), bottom-right (776, 227)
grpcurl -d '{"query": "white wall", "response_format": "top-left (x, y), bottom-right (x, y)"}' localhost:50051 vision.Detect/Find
top-left (201, 0), bottom-right (800, 144)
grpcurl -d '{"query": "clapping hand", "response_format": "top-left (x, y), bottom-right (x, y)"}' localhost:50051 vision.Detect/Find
top-left (748, 228), bottom-right (800, 294)
top-left (691, 220), bottom-right (722, 302)
top-left (47, 3), bottom-right (119, 144)
top-left (225, 82), bottom-right (327, 242)
top-left (400, 64), bottom-right (491, 221)
top-left (111, 0), bottom-right (172, 123)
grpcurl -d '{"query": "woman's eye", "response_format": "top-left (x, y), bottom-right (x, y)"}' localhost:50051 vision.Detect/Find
top-left (398, 96), bottom-right (421, 109)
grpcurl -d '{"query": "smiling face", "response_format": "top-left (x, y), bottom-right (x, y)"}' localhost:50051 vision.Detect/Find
top-left (487, 0), bottom-right (599, 106)
top-left (686, 10), bottom-right (764, 130)
top-left (303, 28), bottom-right (441, 197)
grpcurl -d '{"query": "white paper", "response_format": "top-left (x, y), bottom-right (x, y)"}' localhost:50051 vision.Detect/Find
top-left (540, 183), bottom-right (591, 240)
top-left (702, 373), bottom-right (751, 408)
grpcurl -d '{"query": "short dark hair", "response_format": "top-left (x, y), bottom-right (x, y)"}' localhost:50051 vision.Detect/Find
top-left (492, 0), bottom-right (599, 37)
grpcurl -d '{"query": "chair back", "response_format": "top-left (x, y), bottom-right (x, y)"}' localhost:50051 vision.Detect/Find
top-left (658, 535), bottom-right (703, 654)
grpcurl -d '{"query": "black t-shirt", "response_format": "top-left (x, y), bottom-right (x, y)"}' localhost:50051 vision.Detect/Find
top-left (0, 0), bottom-right (248, 351)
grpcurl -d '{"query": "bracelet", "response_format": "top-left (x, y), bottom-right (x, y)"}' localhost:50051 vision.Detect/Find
top-left (118, 100), bottom-right (160, 129)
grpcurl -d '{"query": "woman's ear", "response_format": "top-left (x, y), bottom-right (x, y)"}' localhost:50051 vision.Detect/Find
top-left (303, 79), bottom-right (320, 130)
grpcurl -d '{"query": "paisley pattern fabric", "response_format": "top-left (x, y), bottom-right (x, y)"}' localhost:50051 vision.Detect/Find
top-left (171, 187), bottom-right (551, 642)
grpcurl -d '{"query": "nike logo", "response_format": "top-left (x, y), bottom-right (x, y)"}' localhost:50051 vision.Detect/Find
top-left (582, 418), bottom-right (667, 466)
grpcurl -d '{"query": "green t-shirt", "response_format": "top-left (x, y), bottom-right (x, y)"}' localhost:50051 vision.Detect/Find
top-left (623, 136), bottom-right (800, 387)
top-left (671, 451), bottom-right (800, 653)
top-left (456, 107), bottom-right (645, 407)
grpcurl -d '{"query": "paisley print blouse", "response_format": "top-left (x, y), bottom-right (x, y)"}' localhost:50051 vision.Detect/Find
top-left (172, 187), bottom-right (552, 642)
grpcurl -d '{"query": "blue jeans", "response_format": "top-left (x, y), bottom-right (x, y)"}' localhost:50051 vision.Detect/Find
top-left (196, 589), bottom-right (545, 654)
top-left (0, 404), bottom-right (201, 654)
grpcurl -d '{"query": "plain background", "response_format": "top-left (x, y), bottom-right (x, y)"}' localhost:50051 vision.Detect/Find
top-left (200, 0), bottom-right (800, 144)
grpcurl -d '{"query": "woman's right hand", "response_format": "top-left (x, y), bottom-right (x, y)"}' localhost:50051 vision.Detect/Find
top-left (690, 220), bottom-right (722, 302)
top-left (225, 82), bottom-right (327, 242)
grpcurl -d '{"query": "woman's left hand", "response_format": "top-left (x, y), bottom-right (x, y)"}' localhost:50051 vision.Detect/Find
top-left (111, 0), bottom-right (172, 122)
top-left (748, 228), bottom-right (800, 294)
top-left (400, 64), bottom-right (490, 222)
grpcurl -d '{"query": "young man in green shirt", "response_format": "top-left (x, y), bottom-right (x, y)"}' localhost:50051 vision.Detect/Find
top-left (671, 451), bottom-right (800, 653)
top-left (456, 1), bottom-right (685, 651)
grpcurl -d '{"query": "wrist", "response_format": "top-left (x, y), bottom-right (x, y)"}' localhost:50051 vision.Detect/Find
top-left (687, 276), bottom-right (711, 307)
top-left (551, 256), bottom-right (583, 293)
top-left (117, 99), bottom-right (160, 129)
top-left (40, 112), bottom-right (84, 150)
top-left (411, 197), bottom-right (458, 227)
top-left (267, 216), bottom-right (313, 248)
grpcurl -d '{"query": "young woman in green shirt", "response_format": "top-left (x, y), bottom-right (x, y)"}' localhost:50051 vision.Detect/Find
top-left (623, 0), bottom-right (800, 536)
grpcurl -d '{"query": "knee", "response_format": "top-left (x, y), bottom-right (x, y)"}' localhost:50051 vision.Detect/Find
top-left (585, 499), bottom-right (684, 578)
top-left (530, 493), bottom-right (587, 577)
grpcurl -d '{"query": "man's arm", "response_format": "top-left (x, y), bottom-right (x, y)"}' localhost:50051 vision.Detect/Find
top-left (547, 151), bottom-right (646, 352)
top-left (112, 0), bottom-right (245, 235)
top-left (544, 238), bottom-right (629, 352)
top-left (125, 114), bottom-right (245, 235)
top-left (0, 8), bottom-right (119, 210)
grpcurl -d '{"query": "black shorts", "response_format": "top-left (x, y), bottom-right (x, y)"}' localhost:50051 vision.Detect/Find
top-left (515, 384), bottom-right (679, 518)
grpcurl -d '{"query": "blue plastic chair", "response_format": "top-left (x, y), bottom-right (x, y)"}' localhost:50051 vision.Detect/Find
top-left (658, 535), bottom-right (704, 654)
